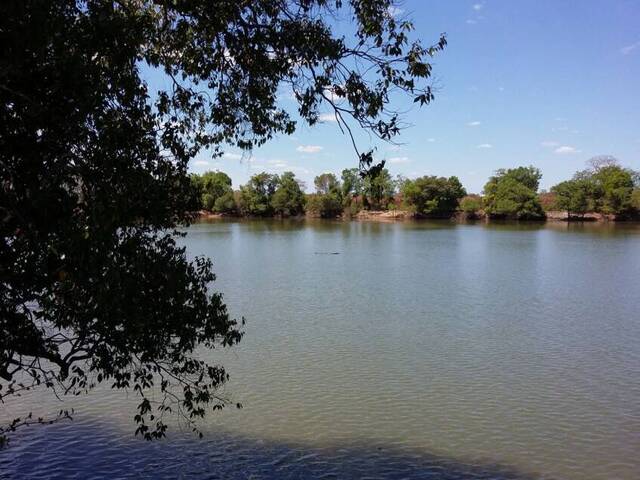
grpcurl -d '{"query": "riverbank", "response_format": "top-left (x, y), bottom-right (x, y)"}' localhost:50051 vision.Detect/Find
top-left (197, 209), bottom-right (640, 223)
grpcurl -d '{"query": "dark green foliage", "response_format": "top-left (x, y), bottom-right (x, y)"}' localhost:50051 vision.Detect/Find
top-left (213, 191), bottom-right (238, 214)
top-left (551, 180), bottom-right (593, 218)
top-left (238, 172), bottom-right (280, 216)
top-left (271, 172), bottom-right (306, 217)
top-left (590, 165), bottom-right (635, 215)
top-left (341, 168), bottom-right (364, 207)
top-left (307, 173), bottom-right (343, 217)
top-left (306, 193), bottom-right (344, 218)
top-left (401, 175), bottom-right (466, 216)
top-left (552, 157), bottom-right (638, 216)
top-left (1, 0), bottom-right (444, 443)
top-left (192, 171), bottom-right (235, 213)
top-left (483, 167), bottom-right (545, 219)
top-left (363, 168), bottom-right (396, 209)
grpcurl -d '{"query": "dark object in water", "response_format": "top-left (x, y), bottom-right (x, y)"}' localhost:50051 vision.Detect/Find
top-left (314, 252), bottom-right (340, 255)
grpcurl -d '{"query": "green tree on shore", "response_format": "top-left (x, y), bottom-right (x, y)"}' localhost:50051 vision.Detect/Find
top-left (364, 168), bottom-right (395, 209)
top-left (401, 175), bottom-right (466, 216)
top-left (238, 173), bottom-right (280, 216)
top-left (483, 166), bottom-right (545, 219)
top-left (192, 171), bottom-right (236, 213)
top-left (271, 172), bottom-right (306, 217)
top-left (551, 179), bottom-right (593, 219)
top-left (552, 157), bottom-right (638, 217)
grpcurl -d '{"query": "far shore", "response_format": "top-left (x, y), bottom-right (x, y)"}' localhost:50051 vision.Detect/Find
top-left (196, 209), bottom-right (640, 223)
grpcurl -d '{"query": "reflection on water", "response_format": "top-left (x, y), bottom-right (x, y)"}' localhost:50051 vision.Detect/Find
top-left (2, 219), bottom-right (640, 480)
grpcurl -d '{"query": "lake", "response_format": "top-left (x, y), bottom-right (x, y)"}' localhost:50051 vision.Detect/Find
top-left (1, 219), bottom-right (639, 480)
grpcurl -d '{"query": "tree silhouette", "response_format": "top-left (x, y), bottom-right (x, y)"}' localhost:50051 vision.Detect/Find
top-left (1, 0), bottom-right (446, 442)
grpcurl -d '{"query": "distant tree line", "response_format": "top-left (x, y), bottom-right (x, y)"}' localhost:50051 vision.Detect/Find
top-left (191, 156), bottom-right (640, 220)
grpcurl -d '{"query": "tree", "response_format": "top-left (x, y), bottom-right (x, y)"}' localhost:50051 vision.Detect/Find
top-left (238, 172), bottom-right (280, 216)
top-left (591, 165), bottom-right (635, 215)
top-left (551, 179), bottom-right (593, 219)
top-left (314, 173), bottom-right (341, 196)
top-left (271, 171), bottom-right (306, 217)
top-left (306, 193), bottom-right (344, 218)
top-left (1, 0), bottom-right (446, 443)
top-left (571, 157), bottom-right (636, 215)
top-left (363, 168), bottom-right (395, 209)
top-left (483, 166), bottom-right (545, 219)
top-left (341, 168), bottom-right (364, 204)
top-left (193, 171), bottom-right (235, 212)
top-left (401, 175), bottom-right (466, 216)
top-left (459, 195), bottom-right (483, 217)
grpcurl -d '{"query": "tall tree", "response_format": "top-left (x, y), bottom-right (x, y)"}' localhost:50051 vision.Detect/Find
top-left (1, 0), bottom-right (446, 443)
top-left (363, 168), bottom-right (395, 209)
top-left (271, 171), bottom-right (306, 217)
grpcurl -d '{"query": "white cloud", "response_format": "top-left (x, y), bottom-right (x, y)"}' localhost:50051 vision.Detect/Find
top-left (223, 152), bottom-right (243, 160)
top-left (621, 41), bottom-right (640, 55)
top-left (554, 146), bottom-right (580, 155)
top-left (296, 145), bottom-right (323, 153)
top-left (318, 113), bottom-right (337, 122)
top-left (427, 138), bottom-right (436, 143)
top-left (466, 19), bottom-right (478, 25)
top-left (476, 143), bottom-right (493, 149)
top-left (473, 3), bottom-right (484, 11)
top-left (267, 159), bottom-right (288, 169)
top-left (541, 141), bottom-right (559, 148)
top-left (388, 156), bottom-right (411, 164)
top-left (194, 160), bottom-right (210, 166)
top-left (467, 121), bottom-right (481, 127)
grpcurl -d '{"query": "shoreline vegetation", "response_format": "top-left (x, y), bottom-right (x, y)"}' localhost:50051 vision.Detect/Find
top-left (191, 156), bottom-right (640, 223)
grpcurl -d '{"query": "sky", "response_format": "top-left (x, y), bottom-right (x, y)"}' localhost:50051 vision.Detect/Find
top-left (184, 0), bottom-right (640, 193)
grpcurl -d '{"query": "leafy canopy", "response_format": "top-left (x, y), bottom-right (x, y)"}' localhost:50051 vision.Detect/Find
top-left (483, 166), bottom-right (545, 219)
top-left (401, 175), bottom-right (466, 216)
top-left (1, 0), bottom-right (445, 443)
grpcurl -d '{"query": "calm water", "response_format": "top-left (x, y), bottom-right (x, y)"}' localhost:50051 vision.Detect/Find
top-left (2, 220), bottom-right (640, 480)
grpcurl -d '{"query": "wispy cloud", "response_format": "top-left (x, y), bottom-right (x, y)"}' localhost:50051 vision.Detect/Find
top-left (621, 41), bottom-right (640, 55)
top-left (467, 121), bottom-right (482, 127)
top-left (223, 152), bottom-right (243, 160)
top-left (554, 146), bottom-right (580, 155)
top-left (467, 3), bottom-right (485, 24)
top-left (388, 156), bottom-right (411, 164)
top-left (296, 145), bottom-right (323, 153)
top-left (194, 160), bottom-right (211, 166)
top-left (427, 138), bottom-right (436, 143)
top-left (318, 113), bottom-right (337, 122)
top-left (541, 141), bottom-right (559, 148)
top-left (476, 143), bottom-right (492, 149)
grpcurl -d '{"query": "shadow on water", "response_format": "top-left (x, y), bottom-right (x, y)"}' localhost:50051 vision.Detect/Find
top-left (0, 421), bottom-right (547, 480)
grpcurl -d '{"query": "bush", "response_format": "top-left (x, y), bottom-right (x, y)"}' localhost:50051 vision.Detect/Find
top-left (483, 166), bottom-right (545, 219)
top-left (402, 175), bottom-right (466, 216)
top-left (306, 193), bottom-right (343, 218)
top-left (459, 195), bottom-right (483, 215)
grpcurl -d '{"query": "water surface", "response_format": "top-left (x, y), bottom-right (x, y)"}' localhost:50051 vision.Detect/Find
top-left (2, 220), bottom-right (639, 479)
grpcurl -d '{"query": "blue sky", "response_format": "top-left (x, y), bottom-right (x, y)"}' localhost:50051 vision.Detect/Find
top-left (185, 0), bottom-right (640, 193)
